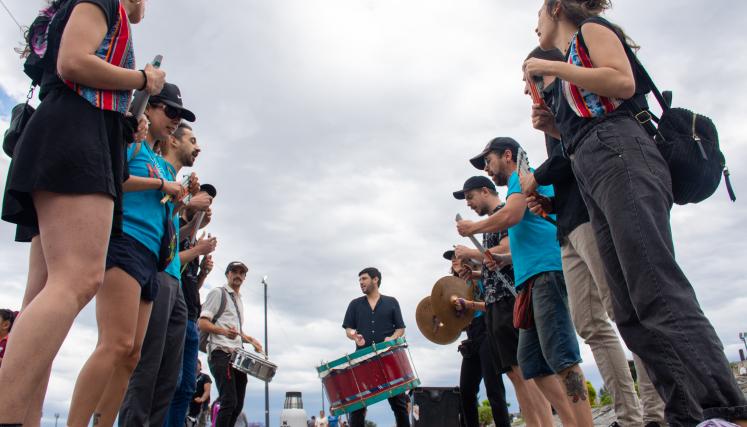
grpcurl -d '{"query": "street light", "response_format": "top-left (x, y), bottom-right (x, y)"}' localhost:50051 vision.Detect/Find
top-left (54, 413), bottom-right (59, 427)
top-left (261, 275), bottom-right (270, 427)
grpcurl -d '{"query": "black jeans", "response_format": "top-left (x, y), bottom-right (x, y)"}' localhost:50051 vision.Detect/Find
top-left (459, 318), bottom-right (510, 427)
top-left (209, 350), bottom-right (248, 427)
top-left (349, 394), bottom-right (410, 427)
top-left (570, 115), bottom-right (747, 426)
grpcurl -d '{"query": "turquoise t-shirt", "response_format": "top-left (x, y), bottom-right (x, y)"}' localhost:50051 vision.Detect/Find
top-left (121, 142), bottom-right (169, 258)
top-left (473, 279), bottom-right (484, 319)
top-left (158, 156), bottom-right (181, 281)
top-left (506, 170), bottom-right (562, 287)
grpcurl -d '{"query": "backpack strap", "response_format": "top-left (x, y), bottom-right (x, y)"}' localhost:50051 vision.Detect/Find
top-left (207, 288), bottom-right (228, 349)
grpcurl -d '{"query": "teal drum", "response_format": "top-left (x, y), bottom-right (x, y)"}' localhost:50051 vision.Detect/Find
top-left (316, 337), bottom-right (420, 416)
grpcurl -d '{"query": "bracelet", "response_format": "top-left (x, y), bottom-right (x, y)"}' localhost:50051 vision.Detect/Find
top-left (139, 69), bottom-right (147, 91)
top-left (158, 177), bottom-right (164, 191)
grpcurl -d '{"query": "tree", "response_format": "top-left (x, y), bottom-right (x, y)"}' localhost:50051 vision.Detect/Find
top-left (478, 399), bottom-right (493, 426)
top-left (586, 381), bottom-right (597, 407)
top-left (599, 386), bottom-right (613, 406)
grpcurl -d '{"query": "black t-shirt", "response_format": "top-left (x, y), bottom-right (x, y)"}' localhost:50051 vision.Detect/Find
top-left (481, 204), bottom-right (515, 304)
top-left (40, 0), bottom-right (121, 99)
top-left (342, 295), bottom-right (406, 349)
top-left (189, 372), bottom-right (212, 415)
top-left (179, 218), bottom-right (203, 321)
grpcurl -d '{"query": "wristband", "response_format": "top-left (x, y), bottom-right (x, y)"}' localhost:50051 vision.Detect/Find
top-left (139, 69), bottom-right (148, 91)
top-left (158, 177), bottom-right (164, 191)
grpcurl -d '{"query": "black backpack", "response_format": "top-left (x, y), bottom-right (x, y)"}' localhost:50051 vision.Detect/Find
top-left (585, 17), bottom-right (735, 205)
top-left (3, 0), bottom-right (69, 158)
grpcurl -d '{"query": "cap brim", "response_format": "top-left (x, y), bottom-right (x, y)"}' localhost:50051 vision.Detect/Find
top-left (469, 150), bottom-right (489, 170)
top-left (452, 190), bottom-right (466, 200)
top-left (158, 99), bottom-right (197, 122)
top-left (442, 250), bottom-right (455, 260)
top-left (200, 184), bottom-right (217, 198)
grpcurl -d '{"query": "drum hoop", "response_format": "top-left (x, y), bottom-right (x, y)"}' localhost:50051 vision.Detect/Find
top-left (329, 377), bottom-right (421, 416)
top-left (317, 337), bottom-right (408, 378)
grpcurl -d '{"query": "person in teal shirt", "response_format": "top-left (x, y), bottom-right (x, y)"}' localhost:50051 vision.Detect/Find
top-left (457, 137), bottom-right (592, 426)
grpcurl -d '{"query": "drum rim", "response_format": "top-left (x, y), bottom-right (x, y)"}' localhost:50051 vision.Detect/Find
top-left (316, 337), bottom-right (407, 375)
top-left (328, 377), bottom-right (421, 416)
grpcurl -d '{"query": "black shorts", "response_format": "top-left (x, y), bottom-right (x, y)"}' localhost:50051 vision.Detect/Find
top-left (484, 297), bottom-right (519, 373)
top-left (106, 233), bottom-right (159, 301)
top-left (2, 85), bottom-right (127, 235)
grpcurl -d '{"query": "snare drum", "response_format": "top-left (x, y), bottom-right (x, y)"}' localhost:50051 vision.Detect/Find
top-left (316, 337), bottom-right (420, 416)
top-left (231, 348), bottom-right (278, 382)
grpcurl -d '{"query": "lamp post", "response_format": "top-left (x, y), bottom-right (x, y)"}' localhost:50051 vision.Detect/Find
top-left (262, 275), bottom-right (270, 427)
top-left (54, 413), bottom-right (59, 427)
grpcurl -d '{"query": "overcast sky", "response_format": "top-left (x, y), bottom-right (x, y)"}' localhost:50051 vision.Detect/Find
top-left (1, 1), bottom-right (746, 426)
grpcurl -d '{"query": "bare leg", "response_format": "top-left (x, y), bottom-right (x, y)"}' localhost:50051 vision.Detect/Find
top-left (558, 365), bottom-right (593, 427)
top-left (21, 236), bottom-right (51, 427)
top-left (66, 267), bottom-right (150, 427)
top-left (506, 365), bottom-right (553, 427)
top-left (533, 374), bottom-right (577, 426)
top-left (0, 192), bottom-right (112, 423)
top-left (94, 299), bottom-right (152, 427)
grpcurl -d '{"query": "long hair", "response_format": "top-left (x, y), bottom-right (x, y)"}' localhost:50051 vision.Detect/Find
top-left (545, 0), bottom-right (639, 51)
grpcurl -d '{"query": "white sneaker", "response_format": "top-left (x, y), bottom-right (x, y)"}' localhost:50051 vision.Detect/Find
top-left (697, 419), bottom-right (740, 427)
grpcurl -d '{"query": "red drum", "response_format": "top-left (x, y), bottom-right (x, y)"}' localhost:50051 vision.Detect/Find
top-left (316, 337), bottom-right (420, 416)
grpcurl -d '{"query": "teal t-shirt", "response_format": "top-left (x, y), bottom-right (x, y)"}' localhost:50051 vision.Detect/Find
top-left (473, 279), bottom-right (484, 319)
top-left (506, 171), bottom-right (562, 287)
top-left (121, 142), bottom-right (169, 258)
top-left (158, 156), bottom-right (181, 281)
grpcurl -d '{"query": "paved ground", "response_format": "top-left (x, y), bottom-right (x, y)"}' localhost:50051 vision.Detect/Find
top-left (511, 374), bottom-right (747, 427)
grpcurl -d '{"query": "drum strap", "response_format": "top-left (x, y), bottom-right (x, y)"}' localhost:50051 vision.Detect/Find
top-left (226, 291), bottom-right (243, 334)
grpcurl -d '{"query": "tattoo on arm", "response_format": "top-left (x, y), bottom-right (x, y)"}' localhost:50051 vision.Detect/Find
top-left (563, 370), bottom-right (588, 403)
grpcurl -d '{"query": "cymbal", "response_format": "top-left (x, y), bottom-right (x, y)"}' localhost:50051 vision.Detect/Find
top-left (415, 296), bottom-right (461, 345)
top-left (430, 276), bottom-right (474, 331)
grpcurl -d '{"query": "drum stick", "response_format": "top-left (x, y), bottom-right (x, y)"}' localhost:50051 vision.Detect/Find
top-left (130, 55), bottom-right (163, 119)
top-left (526, 72), bottom-right (545, 106)
top-left (190, 211), bottom-right (206, 245)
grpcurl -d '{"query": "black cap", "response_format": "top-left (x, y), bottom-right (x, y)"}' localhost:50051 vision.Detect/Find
top-left (199, 183), bottom-right (217, 198)
top-left (469, 137), bottom-right (521, 170)
top-left (150, 83), bottom-right (196, 122)
top-left (452, 176), bottom-right (496, 200)
top-left (442, 249), bottom-right (455, 260)
top-left (225, 261), bottom-right (248, 275)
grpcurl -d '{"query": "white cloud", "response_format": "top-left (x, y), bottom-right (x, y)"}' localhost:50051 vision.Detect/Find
top-left (1, 1), bottom-right (747, 425)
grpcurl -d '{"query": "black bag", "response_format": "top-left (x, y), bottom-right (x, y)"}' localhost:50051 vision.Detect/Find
top-left (586, 17), bottom-right (735, 205)
top-left (157, 203), bottom-right (177, 271)
top-left (198, 288), bottom-right (227, 353)
top-left (3, 97), bottom-right (35, 157)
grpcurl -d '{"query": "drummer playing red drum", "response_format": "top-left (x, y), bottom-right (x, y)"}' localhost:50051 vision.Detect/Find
top-left (342, 267), bottom-right (410, 427)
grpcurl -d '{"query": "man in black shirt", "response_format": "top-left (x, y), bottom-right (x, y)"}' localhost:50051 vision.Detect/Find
top-left (187, 359), bottom-right (212, 427)
top-left (342, 267), bottom-right (409, 427)
top-left (521, 47), bottom-right (665, 427)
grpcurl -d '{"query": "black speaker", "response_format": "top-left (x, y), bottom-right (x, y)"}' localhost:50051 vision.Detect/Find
top-left (411, 387), bottom-right (462, 427)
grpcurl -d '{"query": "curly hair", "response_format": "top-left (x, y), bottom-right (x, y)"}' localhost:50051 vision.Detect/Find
top-left (545, 0), bottom-right (639, 50)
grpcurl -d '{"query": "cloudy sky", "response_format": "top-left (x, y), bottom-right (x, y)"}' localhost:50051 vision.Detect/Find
top-left (1, 1), bottom-right (746, 426)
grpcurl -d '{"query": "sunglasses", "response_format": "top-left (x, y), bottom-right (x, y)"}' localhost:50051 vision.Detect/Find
top-left (151, 103), bottom-right (182, 120)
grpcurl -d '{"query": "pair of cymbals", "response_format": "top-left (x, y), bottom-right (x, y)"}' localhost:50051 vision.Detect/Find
top-left (416, 276), bottom-right (475, 345)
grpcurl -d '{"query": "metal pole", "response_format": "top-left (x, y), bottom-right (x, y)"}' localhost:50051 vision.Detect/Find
top-left (264, 277), bottom-right (269, 427)
top-left (54, 414), bottom-right (59, 427)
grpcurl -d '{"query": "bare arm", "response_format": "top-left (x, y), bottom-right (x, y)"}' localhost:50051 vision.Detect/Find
top-left (57, 4), bottom-right (144, 90)
top-left (458, 194), bottom-right (526, 235)
top-left (197, 317), bottom-right (228, 337)
top-left (525, 23), bottom-right (635, 99)
top-left (199, 382), bottom-right (211, 403)
top-left (386, 328), bottom-right (405, 341)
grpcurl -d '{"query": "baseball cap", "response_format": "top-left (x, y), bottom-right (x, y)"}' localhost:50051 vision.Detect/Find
top-left (468, 137), bottom-right (521, 170)
top-left (225, 261), bottom-right (248, 275)
top-left (199, 183), bottom-right (217, 198)
top-left (150, 82), bottom-right (196, 122)
top-left (452, 176), bottom-right (496, 200)
top-left (442, 249), bottom-right (455, 260)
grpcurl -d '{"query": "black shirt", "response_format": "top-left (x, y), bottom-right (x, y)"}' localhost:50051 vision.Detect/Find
top-left (533, 132), bottom-right (590, 242)
top-left (189, 372), bottom-right (212, 416)
top-left (342, 295), bottom-right (406, 349)
top-left (179, 218), bottom-right (202, 321)
top-left (481, 204), bottom-right (515, 304)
